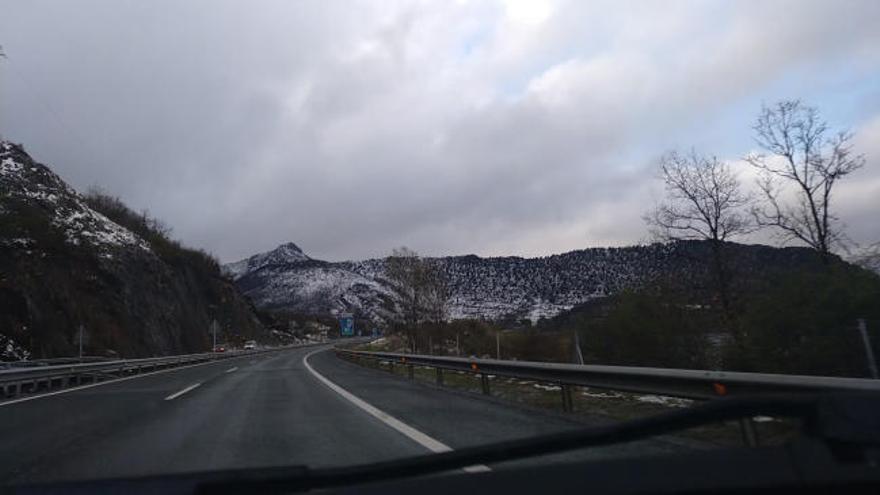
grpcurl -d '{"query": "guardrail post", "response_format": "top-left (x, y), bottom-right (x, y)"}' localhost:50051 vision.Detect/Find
top-left (739, 418), bottom-right (759, 447)
top-left (561, 384), bottom-right (574, 412)
top-left (481, 374), bottom-right (491, 395)
top-left (435, 368), bottom-right (444, 386)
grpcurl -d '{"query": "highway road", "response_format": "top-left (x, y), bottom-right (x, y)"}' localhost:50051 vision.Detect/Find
top-left (0, 345), bottom-right (688, 485)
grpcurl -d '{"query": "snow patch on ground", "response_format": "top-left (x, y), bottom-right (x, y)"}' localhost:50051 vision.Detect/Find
top-left (581, 389), bottom-right (627, 399)
top-left (636, 394), bottom-right (694, 408)
top-left (532, 383), bottom-right (562, 391)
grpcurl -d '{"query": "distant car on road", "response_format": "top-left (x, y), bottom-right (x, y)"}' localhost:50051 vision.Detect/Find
top-left (213, 345), bottom-right (225, 353)
top-left (244, 340), bottom-right (256, 350)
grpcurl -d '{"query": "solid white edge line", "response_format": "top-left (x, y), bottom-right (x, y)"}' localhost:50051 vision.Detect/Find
top-left (164, 382), bottom-right (202, 401)
top-left (226, 367), bottom-right (239, 373)
top-left (302, 349), bottom-right (491, 474)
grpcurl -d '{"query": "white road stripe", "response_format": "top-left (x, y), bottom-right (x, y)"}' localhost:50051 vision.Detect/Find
top-left (225, 367), bottom-right (238, 373)
top-left (0, 359), bottom-right (233, 408)
top-left (302, 349), bottom-right (491, 474)
top-left (163, 382), bottom-right (201, 401)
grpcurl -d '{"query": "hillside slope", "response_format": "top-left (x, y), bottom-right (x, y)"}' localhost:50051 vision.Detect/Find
top-left (0, 141), bottom-right (266, 359)
top-left (225, 239), bottom-right (826, 324)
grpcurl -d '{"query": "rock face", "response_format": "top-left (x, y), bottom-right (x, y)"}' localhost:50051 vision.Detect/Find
top-left (0, 141), bottom-right (267, 360)
top-left (225, 238), bottom-right (827, 325)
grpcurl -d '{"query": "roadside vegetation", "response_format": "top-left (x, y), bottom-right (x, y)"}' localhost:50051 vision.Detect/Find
top-left (367, 100), bottom-right (879, 379)
top-left (84, 188), bottom-right (221, 275)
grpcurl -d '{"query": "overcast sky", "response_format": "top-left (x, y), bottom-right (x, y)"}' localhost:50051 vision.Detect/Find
top-left (1, 0), bottom-right (878, 262)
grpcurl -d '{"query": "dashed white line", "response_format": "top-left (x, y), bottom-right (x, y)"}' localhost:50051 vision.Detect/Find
top-left (225, 367), bottom-right (238, 373)
top-left (0, 359), bottom-right (231, 407)
top-left (302, 349), bottom-right (490, 473)
top-left (164, 382), bottom-right (201, 401)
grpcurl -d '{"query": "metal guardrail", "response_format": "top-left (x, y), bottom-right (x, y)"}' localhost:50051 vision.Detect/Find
top-left (336, 349), bottom-right (880, 446)
top-left (0, 356), bottom-right (114, 370)
top-left (0, 342), bottom-right (328, 399)
top-left (336, 349), bottom-right (880, 400)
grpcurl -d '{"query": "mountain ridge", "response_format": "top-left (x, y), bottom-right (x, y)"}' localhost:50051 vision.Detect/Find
top-left (224, 239), bottom-right (828, 325)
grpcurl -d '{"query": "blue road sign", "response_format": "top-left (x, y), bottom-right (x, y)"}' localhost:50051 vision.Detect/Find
top-left (340, 315), bottom-right (354, 337)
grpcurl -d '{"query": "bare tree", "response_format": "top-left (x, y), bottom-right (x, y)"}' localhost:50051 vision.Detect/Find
top-left (645, 150), bottom-right (752, 313)
top-left (747, 100), bottom-right (864, 261)
top-left (422, 261), bottom-right (449, 325)
top-left (384, 247), bottom-right (444, 352)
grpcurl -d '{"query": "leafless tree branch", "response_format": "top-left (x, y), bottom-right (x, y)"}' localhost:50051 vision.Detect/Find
top-left (747, 100), bottom-right (864, 260)
top-left (644, 149), bottom-right (753, 314)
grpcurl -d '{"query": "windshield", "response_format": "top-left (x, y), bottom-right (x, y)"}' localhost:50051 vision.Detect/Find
top-left (1, 0), bottom-right (878, 488)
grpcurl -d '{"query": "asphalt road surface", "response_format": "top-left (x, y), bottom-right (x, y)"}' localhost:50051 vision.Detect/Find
top-left (0, 346), bottom-right (688, 485)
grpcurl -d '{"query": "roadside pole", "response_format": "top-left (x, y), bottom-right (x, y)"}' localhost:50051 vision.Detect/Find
top-left (78, 324), bottom-right (84, 359)
top-left (212, 319), bottom-right (218, 351)
top-left (573, 330), bottom-right (585, 365)
top-left (858, 319), bottom-right (878, 379)
top-left (496, 331), bottom-right (500, 360)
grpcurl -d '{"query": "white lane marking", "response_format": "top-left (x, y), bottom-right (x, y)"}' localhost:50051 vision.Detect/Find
top-left (0, 357), bottom-right (245, 407)
top-left (164, 382), bottom-right (202, 401)
top-left (302, 350), bottom-right (491, 474)
top-left (225, 367), bottom-right (238, 373)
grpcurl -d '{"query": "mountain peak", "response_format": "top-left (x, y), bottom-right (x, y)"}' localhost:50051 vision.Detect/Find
top-left (223, 241), bottom-right (311, 280)
top-left (277, 242), bottom-right (304, 254)
top-left (268, 241), bottom-right (309, 261)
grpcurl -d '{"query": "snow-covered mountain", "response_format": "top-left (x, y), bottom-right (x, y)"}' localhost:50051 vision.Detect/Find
top-left (226, 239), bottom-right (832, 325)
top-left (225, 242), bottom-right (674, 323)
top-left (224, 242), bottom-right (310, 279)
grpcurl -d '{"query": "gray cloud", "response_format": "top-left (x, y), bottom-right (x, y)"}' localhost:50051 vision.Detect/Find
top-left (2, 0), bottom-right (878, 262)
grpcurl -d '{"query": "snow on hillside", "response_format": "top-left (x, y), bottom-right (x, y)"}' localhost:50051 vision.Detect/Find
top-left (235, 259), bottom-right (395, 322)
top-left (224, 242), bottom-right (310, 279)
top-left (224, 242), bottom-right (678, 324)
top-left (1, 141), bottom-right (150, 253)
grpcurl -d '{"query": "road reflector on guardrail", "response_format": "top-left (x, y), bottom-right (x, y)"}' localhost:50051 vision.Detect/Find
top-left (713, 382), bottom-right (728, 396)
top-left (401, 357), bottom-right (407, 364)
top-left (471, 363), bottom-right (479, 372)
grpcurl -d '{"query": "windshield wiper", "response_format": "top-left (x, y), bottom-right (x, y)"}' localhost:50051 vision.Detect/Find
top-left (193, 392), bottom-right (878, 494)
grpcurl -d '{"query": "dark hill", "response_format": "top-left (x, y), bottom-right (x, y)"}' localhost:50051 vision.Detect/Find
top-left (0, 141), bottom-right (267, 359)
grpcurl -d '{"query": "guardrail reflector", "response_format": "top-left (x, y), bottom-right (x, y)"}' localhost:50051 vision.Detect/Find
top-left (471, 363), bottom-right (479, 371)
top-left (713, 382), bottom-right (727, 396)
